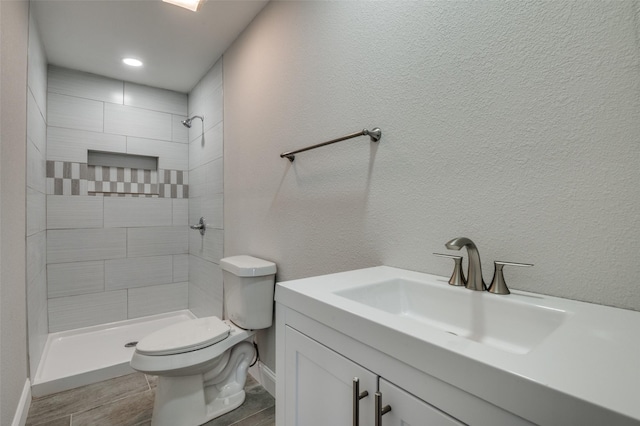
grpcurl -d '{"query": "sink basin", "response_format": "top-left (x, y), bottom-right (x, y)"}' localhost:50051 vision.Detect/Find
top-left (334, 277), bottom-right (569, 354)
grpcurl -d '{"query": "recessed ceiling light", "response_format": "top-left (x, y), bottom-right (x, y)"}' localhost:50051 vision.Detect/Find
top-left (123, 58), bottom-right (143, 67)
top-left (162, 0), bottom-right (202, 12)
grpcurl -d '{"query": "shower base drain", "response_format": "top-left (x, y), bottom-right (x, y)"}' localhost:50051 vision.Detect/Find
top-left (124, 341), bottom-right (138, 348)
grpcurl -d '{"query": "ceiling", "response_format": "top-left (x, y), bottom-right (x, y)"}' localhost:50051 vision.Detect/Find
top-left (31, 0), bottom-right (269, 93)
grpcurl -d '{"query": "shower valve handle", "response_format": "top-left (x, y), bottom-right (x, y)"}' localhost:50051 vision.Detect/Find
top-left (190, 217), bottom-right (206, 235)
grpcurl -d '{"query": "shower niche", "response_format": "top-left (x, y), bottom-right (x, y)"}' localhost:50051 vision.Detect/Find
top-left (46, 150), bottom-right (188, 199)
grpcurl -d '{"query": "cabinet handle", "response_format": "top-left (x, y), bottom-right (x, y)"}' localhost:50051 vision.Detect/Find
top-left (374, 391), bottom-right (392, 426)
top-left (353, 377), bottom-right (369, 426)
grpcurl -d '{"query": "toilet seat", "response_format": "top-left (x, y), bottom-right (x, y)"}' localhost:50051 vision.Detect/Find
top-left (136, 316), bottom-right (230, 356)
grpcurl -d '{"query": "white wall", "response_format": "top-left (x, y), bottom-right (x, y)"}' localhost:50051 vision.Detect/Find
top-left (45, 67), bottom-right (190, 332)
top-left (223, 1), bottom-right (640, 372)
top-left (26, 6), bottom-right (49, 379)
top-left (187, 59), bottom-right (225, 318)
top-left (0, 0), bottom-right (29, 423)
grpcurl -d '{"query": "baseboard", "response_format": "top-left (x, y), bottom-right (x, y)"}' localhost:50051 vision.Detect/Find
top-left (12, 379), bottom-right (31, 426)
top-left (248, 361), bottom-right (276, 398)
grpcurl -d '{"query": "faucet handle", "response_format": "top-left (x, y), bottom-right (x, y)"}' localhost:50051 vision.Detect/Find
top-left (488, 261), bottom-right (533, 295)
top-left (433, 253), bottom-right (466, 287)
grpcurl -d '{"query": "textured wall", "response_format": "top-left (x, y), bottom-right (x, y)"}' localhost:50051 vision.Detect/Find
top-left (0, 0), bottom-right (29, 422)
top-left (44, 67), bottom-right (190, 332)
top-left (187, 59), bottom-right (225, 318)
top-left (224, 1), bottom-right (640, 371)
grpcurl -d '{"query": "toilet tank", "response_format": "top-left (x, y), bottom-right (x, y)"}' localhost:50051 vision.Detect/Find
top-left (220, 255), bottom-right (277, 330)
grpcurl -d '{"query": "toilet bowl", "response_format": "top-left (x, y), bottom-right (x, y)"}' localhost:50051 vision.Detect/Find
top-left (130, 255), bottom-right (276, 426)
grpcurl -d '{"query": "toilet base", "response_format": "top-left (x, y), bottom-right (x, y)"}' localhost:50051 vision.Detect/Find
top-left (151, 374), bottom-right (246, 426)
top-left (148, 341), bottom-right (256, 426)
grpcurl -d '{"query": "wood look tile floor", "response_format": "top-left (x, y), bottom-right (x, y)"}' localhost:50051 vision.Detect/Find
top-left (26, 373), bottom-right (275, 426)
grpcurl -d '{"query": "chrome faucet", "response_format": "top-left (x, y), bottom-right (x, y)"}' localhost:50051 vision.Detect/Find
top-left (445, 237), bottom-right (486, 291)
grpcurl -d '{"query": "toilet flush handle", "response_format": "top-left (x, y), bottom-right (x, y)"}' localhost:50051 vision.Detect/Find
top-left (190, 217), bottom-right (206, 236)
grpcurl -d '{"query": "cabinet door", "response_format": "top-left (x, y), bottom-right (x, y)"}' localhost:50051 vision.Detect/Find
top-left (284, 326), bottom-right (377, 426)
top-left (378, 378), bottom-right (464, 426)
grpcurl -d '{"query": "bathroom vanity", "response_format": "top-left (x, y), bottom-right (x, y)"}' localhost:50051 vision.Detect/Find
top-left (275, 266), bottom-right (640, 425)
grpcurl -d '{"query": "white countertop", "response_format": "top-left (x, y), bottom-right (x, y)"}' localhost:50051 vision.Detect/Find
top-left (275, 266), bottom-right (640, 425)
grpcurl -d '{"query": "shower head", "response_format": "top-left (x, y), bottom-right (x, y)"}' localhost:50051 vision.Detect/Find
top-left (181, 115), bottom-right (203, 128)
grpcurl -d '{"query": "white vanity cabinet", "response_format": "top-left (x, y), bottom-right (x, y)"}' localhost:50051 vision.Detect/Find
top-left (277, 304), bottom-right (530, 426)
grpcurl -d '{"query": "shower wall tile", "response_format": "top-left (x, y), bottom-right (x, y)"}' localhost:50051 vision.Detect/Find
top-left (201, 193), bottom-right (224, 230)
top-left (27, 232), bottom-right (47, 286)
top-left (47, 228), bottom-right (126, 264)
top-left (48, 290), bottom-right (127, 332)
top-left (47, 261), bottom-right (105, 298)
top-left (47, 93), bottom-right (104, 132)
top-left (104, 197), bottom-right (172, 228)
top-left (27, 188), bottom-right (46, 237)
top-left (188, 59), bottom-right (222, 140)
top-left (127, 137), bottom-right (188, 171)
top-left (124, 82), bottom-right (187, 115)
top-left (27, 140), bottom-right (47, 194)
top-left (28, 19), bottom-right (49, 381)
top-left (189, 228), bottom-right (223, 264)
top-left (104, 103), bottom-right (172, 141)
top-left (27, 266), bottom-right (48, 375)
top-left (189, 254), bottom-right (223, 300)
top-left (28, 16), bottom-right (48, 117)
top-left (47, 195), bottom-right (104, 229)
top-left (127, 226), bottom-right (188, 257)
top-left (173, 254), bottom-right (188, 282)
top-left (172, 115), bottom-right (189, 144)
top-left (173, 199), bottom-right (189, 226)
top-left (28, 295), bottom-right (49, 376)
top-left (188, 122), bottom-right (223, 170)
top-left (49, 66), bottom-right (124, 104)
top-left (28, 90), bottom-right (47, 155)
top-left (43, 66), bottom-right (197, 331)
top-left (105, 255), bottom-right (173, 290)
top-left (128, 282), bottom-right (188, 319)
top-left (47, 127), bottom-right (126, 163)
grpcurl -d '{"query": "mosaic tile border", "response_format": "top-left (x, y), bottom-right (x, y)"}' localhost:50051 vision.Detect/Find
top-left (46, 161), bottom-right (189, 199)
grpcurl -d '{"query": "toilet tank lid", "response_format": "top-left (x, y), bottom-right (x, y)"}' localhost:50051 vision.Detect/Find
top-left (220, 255), bottom-right (277, 277)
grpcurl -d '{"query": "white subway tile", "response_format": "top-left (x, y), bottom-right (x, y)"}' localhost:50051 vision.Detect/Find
top-left (127, 137), bottom-right (188, 171)
top-left (173, 254), bottom-right (188, 282)
top-left (27, 188), bottom-right (46, 237)
top-left (48, 291), bottom-right (127, 332)
top-left (47, 228), bottom-right (126, 264)
top-left (173, 199), bottom-right (189, 226)
top-left (128, 282), bottom-right (188, 319)
top-left (47, 195), bottom-right (103, 229)
top-left (172, 115), bottom-right (189, 144)
top-left (103, 197), bottom-right (172, 228)
top-left (48, 93), bottom-right (104, 132)
top-left (127, 226), bottom-right (188, 257)
top-left (104, 103), bottom-right (172, 141)
top-left (105, 255), bottom-right (173, 290)
top-left (124, 82), bottom-right (187, 115)
top-left (47, 127), bottom-right (126, 163)
top-left (189, 122), bottom-right (222, 170)
top-left (189, 228), bottom-right (223, 264)
top-left (47, 261), bottom-right (104, 298)
top-left (48, 66), bottom-right (124, 104)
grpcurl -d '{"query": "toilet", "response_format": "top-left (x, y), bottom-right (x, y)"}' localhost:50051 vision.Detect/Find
top-left (130, 255), bottom-right (277, 426)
